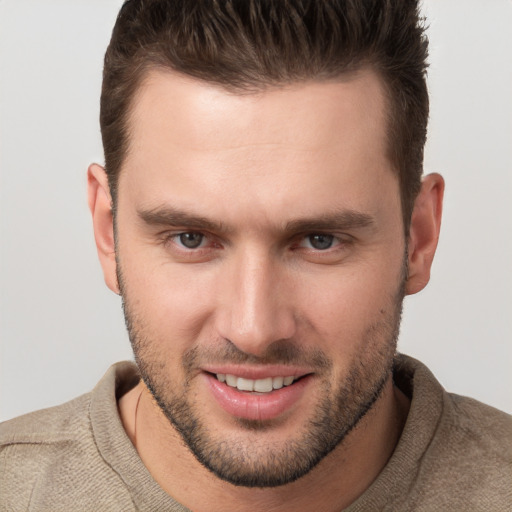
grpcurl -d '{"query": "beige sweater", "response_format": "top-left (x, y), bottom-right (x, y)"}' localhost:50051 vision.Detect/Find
top-left (1, 355), bottom-right (511, 511)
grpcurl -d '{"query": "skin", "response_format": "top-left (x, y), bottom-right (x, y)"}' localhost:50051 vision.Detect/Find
top-left (88, 68), bottom-right (443, 511)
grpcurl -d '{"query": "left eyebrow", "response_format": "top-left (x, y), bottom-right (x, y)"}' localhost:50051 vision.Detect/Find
top-left (284, 210), bottom-right (375, 235)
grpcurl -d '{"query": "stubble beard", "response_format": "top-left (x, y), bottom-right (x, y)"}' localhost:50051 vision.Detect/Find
top-left (117, 263), bottom-right (405, 488)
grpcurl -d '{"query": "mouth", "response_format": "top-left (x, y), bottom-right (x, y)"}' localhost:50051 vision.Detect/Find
top-left (204, 370), bottom-right (312, 421)
top-left (214, 373), bottom-right (299, 393)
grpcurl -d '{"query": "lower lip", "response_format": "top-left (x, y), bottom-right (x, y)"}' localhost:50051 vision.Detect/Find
top-left (205, 373), bottom-right (311, 421)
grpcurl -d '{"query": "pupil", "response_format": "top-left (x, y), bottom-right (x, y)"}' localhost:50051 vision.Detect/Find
top-left (309, 234), bottom-right (333, 250)
top-left (180, 232), bottom-right (203, 249)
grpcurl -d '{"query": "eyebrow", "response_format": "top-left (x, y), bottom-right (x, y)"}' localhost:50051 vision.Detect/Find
top-left (137, 206), bottom-right (232, 233)
top-left (284, 210), bottom-right (374, 234)
top-left (137, 205), bottom-right (374, 235)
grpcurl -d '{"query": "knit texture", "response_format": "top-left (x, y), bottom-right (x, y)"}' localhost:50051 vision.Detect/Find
top-left (1, 355), bottom-right (511, 511)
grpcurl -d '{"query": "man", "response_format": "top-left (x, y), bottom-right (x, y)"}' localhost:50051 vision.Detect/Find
top-left (1, 1), bottom-right (510, 510)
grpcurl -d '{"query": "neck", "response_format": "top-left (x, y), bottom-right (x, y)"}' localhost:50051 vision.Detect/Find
top-left (119, 377), bottom-right (409, 512)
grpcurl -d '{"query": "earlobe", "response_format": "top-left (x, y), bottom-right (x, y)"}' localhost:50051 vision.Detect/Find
top-left (87, 163), bottom-right (120, 294)
top-left (405, 173), bottom-right (445, 295)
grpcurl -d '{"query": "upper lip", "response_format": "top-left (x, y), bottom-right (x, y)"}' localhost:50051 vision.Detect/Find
top-left (201, 364), bottom-right (312, 380)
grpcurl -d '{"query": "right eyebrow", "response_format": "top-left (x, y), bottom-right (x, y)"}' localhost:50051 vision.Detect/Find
top-left (137, 205), bottom-right (233, 234)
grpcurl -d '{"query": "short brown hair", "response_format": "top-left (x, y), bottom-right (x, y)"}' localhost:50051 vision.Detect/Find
top-left (100, 0), bottom-right (429, 228)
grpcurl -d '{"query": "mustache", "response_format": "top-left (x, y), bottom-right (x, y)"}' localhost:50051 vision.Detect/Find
top-left (182, 340), bottom-right (332, 372)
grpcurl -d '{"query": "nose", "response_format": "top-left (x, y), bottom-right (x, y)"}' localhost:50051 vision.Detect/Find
top-left (215, 248), bottom-right (297, 357)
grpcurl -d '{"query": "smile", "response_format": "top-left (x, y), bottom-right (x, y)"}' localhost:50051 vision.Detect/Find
top-left (206, 371), bottom-right (311, 421)
top-left (216, 374), bottom-right (297, 393)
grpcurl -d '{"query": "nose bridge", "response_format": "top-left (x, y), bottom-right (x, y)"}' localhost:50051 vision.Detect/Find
top-left (217, 245), bottom-right (295, 355)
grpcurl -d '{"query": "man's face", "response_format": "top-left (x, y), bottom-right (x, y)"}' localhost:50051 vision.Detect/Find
top-left (114, 69), bottom-right (406, 487)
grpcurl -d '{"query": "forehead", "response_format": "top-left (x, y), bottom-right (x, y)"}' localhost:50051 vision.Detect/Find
top-left (120, 69), bottom-right (397, 225)
top-left (127, 68), bottom-right (388, 155)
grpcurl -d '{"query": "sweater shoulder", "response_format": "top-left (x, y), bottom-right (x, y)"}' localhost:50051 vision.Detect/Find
top-left (440, 392), bottom-right (512, 461)
top-left (0, 393), bottom-right (92, 447)
top-left (407, 392), bottom-right (512, 510)
top-left (0, 370), bottom-right (138, 511)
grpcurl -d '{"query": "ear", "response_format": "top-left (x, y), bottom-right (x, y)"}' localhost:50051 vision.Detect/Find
top-left (405, 173), bottom-right (445, 295)
top-left (87, 163), bottom-right (119, 294)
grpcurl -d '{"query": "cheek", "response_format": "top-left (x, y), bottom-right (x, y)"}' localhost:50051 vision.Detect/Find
top-left (295, 263), bottom-right (403, 349)
top-left (119, 249), bottom-right (219, 348)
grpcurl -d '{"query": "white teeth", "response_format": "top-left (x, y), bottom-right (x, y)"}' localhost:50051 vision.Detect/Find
top-left (237, 377), bottom-right (254, 392)
top-left (272, 376), bottom-right (284, 390)
top-left (225, 374), bottom-right (237, 387)
top-left (216, 373), bottom-right (296, 392)
top-left (254, 377), bottom-right (273, 393)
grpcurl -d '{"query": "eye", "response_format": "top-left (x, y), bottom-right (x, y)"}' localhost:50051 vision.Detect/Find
top-left (176, 232), bottom-right (206, 249)
top-left (300, 234), bottom-right (338, 250)
top-left (160, 231), bottom-right (222, 262)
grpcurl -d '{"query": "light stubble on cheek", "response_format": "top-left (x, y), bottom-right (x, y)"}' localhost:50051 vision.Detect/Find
top-left (115, 248), bottom-right (407, 487)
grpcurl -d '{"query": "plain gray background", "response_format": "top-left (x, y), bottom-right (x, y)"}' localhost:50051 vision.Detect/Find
top-left (1, 0), bottom-right (511, 421)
